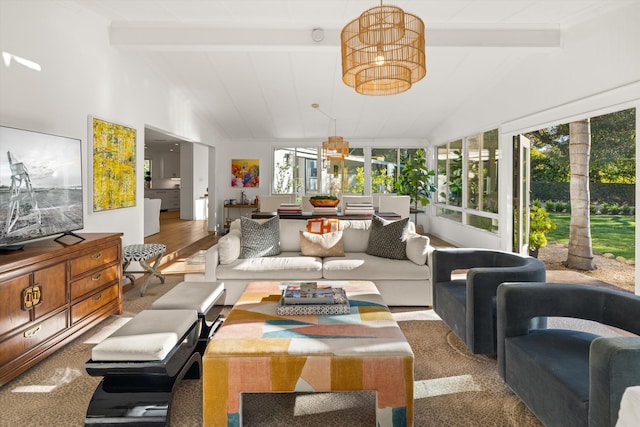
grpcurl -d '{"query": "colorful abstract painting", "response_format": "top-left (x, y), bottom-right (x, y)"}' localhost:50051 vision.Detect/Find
top-left (231, 158), bottom-right (259, 187)
top-left (92, 117), bottom-right (137, 212)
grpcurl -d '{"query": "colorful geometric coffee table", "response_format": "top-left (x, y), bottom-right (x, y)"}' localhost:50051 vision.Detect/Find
top-left (203, 280), bottom-right (414, 426)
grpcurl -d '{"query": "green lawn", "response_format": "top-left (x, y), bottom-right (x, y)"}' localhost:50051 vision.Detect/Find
top-left (546, 213), bottom-right (635, 260)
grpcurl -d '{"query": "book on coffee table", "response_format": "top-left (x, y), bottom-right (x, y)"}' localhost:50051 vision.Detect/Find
top-left (283, 283), bottom-right (335, 305)
top-left (277, 286), bottom-right (350, 315)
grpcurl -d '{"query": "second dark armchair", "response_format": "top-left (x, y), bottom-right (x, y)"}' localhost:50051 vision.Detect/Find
top-left (432, 248), bottom-right (546, 354)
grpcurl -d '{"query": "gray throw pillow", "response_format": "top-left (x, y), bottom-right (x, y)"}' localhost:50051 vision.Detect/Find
top-left (240, 216), bottom-right (280, 258)
top-left (366, 215), bottom-right (409, 260)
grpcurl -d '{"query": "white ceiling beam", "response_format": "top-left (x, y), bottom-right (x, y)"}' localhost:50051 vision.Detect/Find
top-left (109, 23), bottom-right (562, 51)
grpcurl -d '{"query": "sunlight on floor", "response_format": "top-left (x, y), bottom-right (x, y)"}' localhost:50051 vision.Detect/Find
top-left (12, 367), bottom-right (82, 393)
top-left (287, 374), bottom-right (481, 417)
top-left (414, 375), bottom-right (481, 399)
top-left (293, 391), bottom-right (374, 416)
top-left (185, 250), bottom-right (207, 264)
top-left (392, 309), bottom-right (441, 322)
top-left (160, 256), bottom-right (206, 275)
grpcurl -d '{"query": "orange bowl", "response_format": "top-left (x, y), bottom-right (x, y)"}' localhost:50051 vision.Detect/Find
top-left (310, 199), bottom-right (340, 207)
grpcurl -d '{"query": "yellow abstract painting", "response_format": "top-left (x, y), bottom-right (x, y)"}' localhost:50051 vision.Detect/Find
top-left (92, 117), bottom-right (136, 212)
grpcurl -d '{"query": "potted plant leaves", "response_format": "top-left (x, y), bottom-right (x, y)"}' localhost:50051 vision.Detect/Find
top-left (395, 149), bottom-right (437, 225)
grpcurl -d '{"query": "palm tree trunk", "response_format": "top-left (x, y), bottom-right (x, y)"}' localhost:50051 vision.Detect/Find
top-left (566, 119), bottom-right (596, 270)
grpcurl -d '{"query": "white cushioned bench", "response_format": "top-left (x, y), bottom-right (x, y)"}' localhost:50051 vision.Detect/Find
top-left (85, 309), bottom-right (201, 426)
top-left (151, 281), bottom-right (226, 353)
top-left (91, 309), bottom-right (198, 362)
top-left (85, 281), bottom-right (226, 426)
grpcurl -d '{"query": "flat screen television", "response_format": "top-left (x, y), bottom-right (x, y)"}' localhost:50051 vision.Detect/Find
top-left (0, 125), bottom-right (84, 249)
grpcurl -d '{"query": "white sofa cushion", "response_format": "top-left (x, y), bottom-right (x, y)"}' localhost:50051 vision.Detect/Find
top-left (279, 219), bottom-right (308, 252)
top-left (229, 218), bottom-right (241, 231)
top-left (323, 252), bottom-right (429, 280)
top-left (216, 252), bottom-right (323, 280)
top-left (406, 233), bottom-right (430, 265)
top-left (340, 220), bottom-right (371, 252)
top-left (218, 229), bottom-right (241, 264)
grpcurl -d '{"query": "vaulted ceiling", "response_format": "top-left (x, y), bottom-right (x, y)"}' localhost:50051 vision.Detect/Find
top-left (75, 0), bottom-right (634, 142)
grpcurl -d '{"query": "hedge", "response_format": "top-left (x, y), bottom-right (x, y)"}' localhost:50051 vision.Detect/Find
top-left (531, 182), bottom-right (635, 206)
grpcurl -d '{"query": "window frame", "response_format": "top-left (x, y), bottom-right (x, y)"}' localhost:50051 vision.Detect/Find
top-left (435, 129), bottom-right (500, 234)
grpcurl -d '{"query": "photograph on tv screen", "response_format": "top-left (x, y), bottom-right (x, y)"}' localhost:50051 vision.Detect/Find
top-left (0, 126), bottom-right (83, 246)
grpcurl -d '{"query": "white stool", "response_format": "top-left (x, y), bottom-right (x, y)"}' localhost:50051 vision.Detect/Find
top-left (152, 281), bottom-right (226, 352)
top-left (122, 243), bottom-right (166, 296)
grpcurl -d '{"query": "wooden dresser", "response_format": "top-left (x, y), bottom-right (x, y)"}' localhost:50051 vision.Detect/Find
top-left (0, 233), bottom-right (123, 386)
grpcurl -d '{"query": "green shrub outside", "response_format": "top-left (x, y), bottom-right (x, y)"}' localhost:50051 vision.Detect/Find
top-left (532, 182), bottom-right (635, 205)
top-left (541, 200), bottom-right (635, 216)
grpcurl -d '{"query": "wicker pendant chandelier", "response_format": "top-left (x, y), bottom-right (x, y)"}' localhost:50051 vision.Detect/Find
top-left (313, 104), bottom-right (349, 160)
top-left (341, 1), bottom-right (426, 96)
top-left (322, 135), bottom-right (349, 161)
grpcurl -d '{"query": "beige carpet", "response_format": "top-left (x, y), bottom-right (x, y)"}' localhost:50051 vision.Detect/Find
top-left (0, 276), bottom-right (543, 427)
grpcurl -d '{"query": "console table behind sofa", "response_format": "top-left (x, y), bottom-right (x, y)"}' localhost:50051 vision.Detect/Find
top-left (252, 211), bottom-right (401, 220)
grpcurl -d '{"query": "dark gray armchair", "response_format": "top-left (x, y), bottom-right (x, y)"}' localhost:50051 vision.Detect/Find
top-left (432, 248), bottom-right (546, 354)
top-left (497, 282), bottom-right (640, 427)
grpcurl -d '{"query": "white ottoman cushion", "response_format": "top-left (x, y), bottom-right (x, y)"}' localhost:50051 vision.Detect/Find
top-left (151, 281), bottom-right (225, 313)
top-left (91, 309), bottom-right (198, 362)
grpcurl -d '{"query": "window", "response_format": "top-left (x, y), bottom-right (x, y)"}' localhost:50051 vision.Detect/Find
top-left (436, 130), bottom-right (500, 233)
top-left (370, 149), bottom-right (399, 193)
top-left (323, 148), bottom-right (364, 196)
top-left (273, 146), bottom-right (425, 198)
top-left (144, 159), bottom-right (152, 188)
top-left (467, 129), bottom-right (499, 213)
top-left (273, 147), bottom-right (318, 197)
top-left (437, 140), bottom-right (462, 207)
top-left (368, 148), bottom-right (422, 194)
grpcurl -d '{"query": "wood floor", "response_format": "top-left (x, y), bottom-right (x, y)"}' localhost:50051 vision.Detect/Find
top-left (144, 210), bottom-right (218, 265)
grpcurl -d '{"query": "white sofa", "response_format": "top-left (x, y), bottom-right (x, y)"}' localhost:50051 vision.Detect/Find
top-left (186, 218), bottom-right (433, 306)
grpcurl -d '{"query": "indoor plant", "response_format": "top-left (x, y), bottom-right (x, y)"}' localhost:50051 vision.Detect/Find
top-left (395, 149), bottom-right (437, 223)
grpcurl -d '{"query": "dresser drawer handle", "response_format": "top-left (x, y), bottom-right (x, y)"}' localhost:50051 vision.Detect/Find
top-left (91, 252), bottom-right (102, 260)
top-left (32, 286), bottom-right (42, 306)
top-left (23, 288), bottom-right (34, 310)
top-left (92, 293), bottom-right (103, 302)
top-left (24, 324), bottom-right (42, 338)
top-left (92, 273), bottom-right (102, 281)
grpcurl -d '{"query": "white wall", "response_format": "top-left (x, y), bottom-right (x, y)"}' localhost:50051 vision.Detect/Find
top-left (184, 142), bottom-right (210, 222)
top-left (178, 142), bottom-right (193, 220)
top-left (0, 0), bottom-right (221, 246)
top-left (192, 143), bottom-right (209, 202)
